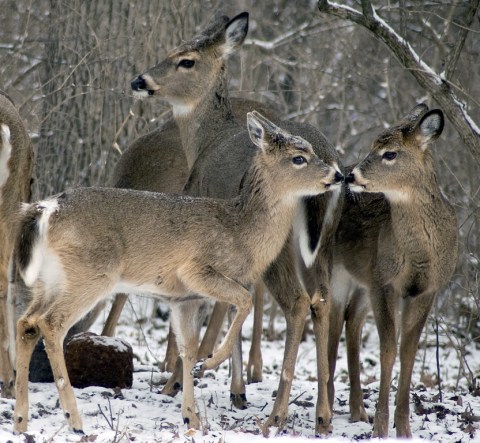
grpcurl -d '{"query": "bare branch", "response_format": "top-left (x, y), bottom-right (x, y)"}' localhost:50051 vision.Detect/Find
top-left (361, 0), bottom-right (374, 22)
top-left (244, 20), bottom-right (325, 51)
top-left (317, 0), bottom-right (480, 161)
top-left (444, 0), bottom-right (480, 81)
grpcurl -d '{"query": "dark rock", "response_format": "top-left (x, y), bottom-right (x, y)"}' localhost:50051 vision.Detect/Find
top-left (65, 332), bottom-right (133, 389)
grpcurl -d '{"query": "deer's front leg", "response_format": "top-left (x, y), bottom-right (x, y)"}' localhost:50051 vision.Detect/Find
top-left (345, 287), bottom-right (370, 423)
top-left (247, 279), bottom-right (265, 384)
top-left (181, 266), bottom-right (252, 372)
top-left (263, 292), bottom-right (309, 435)
top-left (197, 301), bottom-right (228, 362)
top-left (101, 293), bottom-right (128, 336)
top-left (169, 300), bottom-right (207, 429)
top-left (395, 293), bottom-right (435, 438)
top-left (228, 306), bottom-right (247, 409)
top-left (370, 285), bottom-right (398, 438)
top-left (310, 290), bottom-right (333, 435)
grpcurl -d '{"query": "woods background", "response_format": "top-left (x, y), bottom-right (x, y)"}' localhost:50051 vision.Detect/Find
top-left (1, 0), bottom-right (478, 387)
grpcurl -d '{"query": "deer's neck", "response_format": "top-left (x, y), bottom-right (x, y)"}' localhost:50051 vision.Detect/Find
top-left (233, 160), bottom-right (299, 281)
top-left (174, 66), bottom-right (236, 170)
top-left (388, 172), bottom-right (450, 241)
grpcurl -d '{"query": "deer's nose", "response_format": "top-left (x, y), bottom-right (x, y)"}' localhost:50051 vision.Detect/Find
top-left (345, 173), bottom-right (355, 184)
top-left (131, 76), bottom-right (147, 91)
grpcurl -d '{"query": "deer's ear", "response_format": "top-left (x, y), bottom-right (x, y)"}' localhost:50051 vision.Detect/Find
top-left (220, 12), bottom-right (249, 57)
top-left (415, 109), bottom-right (444, 150)
top-left (247, 111), bottom-right (265, 150)
top-left (404, 103), bottom-right (429, 122)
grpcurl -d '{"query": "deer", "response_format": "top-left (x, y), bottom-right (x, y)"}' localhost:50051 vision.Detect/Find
top-left (130, 11), bottom-right (344, 435)
top-left (12, 110), bottom-right (342, 434)
top-left (0, 92), bottom-right (34, 399)
top-left (329, 103), bottom-right (458, 438)
top-left (102, 13), bottom-right (282, 404)
top-left (104, 100), bottom-right (280, 371)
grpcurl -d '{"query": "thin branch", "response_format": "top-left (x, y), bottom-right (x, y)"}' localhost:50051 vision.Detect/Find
top-left (317, 0), bottom-right (480, 162)
top-left (444, 0), bottom-right (480, 81)
top-left (399, 0), bottom-right (407, 38)
top-left (244, 20), bottom-right (325, 51)
top-left (361, 0), bottom-right (374, 22)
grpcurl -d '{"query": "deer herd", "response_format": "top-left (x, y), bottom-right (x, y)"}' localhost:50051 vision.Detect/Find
top-left (0, 11), bottom-right (458, 440)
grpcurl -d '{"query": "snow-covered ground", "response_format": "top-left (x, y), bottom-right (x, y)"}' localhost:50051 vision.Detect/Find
top-left (1, 296), bottom-right (479, 443)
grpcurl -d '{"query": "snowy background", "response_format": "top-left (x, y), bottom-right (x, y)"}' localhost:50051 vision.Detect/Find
top-left (1, 295), bottom-right (479, 443)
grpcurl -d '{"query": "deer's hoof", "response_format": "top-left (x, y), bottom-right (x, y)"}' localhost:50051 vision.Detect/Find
top-left (350, 406), bottom-right (369, 423)
top-left (161, 381), bottom-right (182, 397)
top-left (230, 392), bottom-right (247, 409)
top-left (1, 381), bottom-right (15, 399)
top-left (192, 360), bottom-right (205, 376)
top-left (262, 414), bottom-right (285, 437)
top-left (315, 416), bottom-right (333, 436)
top-left (183, 412), bottom-right (200, 430)
top-left (13, 416), bottom-right (27, 435)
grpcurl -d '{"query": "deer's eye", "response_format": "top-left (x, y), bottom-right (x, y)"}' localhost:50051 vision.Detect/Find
top-left (292, 156), bottom-right (307, 165)
top-left (178, 59), bottom-right (195, 69)
top-left (382, 151), bottom-right (397, 161)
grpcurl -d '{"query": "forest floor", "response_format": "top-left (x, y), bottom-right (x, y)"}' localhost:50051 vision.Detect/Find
top-left (1, 296), bottom-right (479, 443)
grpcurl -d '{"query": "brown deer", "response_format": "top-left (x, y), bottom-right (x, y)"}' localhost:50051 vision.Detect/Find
top-left (12, 111), bottom-right (342, 434)
top-left (131, 11), bottom-right (343, 435)
top-left (104, 99), bottom-right (280, 368)
top-left (330, 104), bottom-right (458, 438)
top-left (103, 12), bottom-right (282, 406)
top-left (0, 92), bottom-right (34, 399)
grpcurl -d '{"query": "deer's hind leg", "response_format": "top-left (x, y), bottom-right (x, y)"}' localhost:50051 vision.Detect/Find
top-left (17, 277), bottom-right (112, 434)
top-left (13, 297), bottom-right (43, 434)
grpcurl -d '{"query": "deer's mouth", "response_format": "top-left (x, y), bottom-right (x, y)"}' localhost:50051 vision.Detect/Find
top-left (131, 75), bottom-right (157, 98)
top-left (345, 169), bottom-right (368, 192)
top-left (324, 166), bottom-right (344, 189)
top-left (349, 183), bottom-right (367, 193)
top-left (132, 89), bottom-right (151, 98)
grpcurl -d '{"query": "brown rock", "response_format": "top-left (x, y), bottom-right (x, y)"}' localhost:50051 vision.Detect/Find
top-left (65, 332), bottom-right (133, 389)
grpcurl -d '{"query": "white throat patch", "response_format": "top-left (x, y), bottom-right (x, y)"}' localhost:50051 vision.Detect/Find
top-left (0, 124), bottom-right (12, 189)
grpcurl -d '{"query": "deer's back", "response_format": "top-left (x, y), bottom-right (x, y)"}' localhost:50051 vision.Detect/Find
top-left (111, 98), bottom-right (281, 194)
top-left (48, 188), bottom-right (235, 260)
top-left (185, 120), bottom-right (339, 200)
top-left (111, 126), bottom-right (187, 193)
